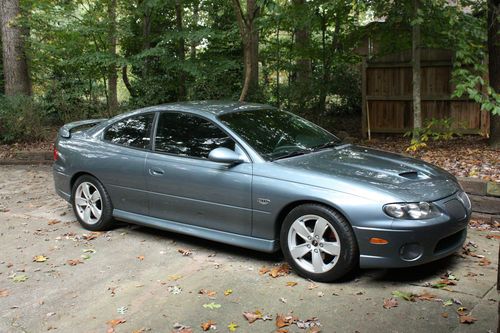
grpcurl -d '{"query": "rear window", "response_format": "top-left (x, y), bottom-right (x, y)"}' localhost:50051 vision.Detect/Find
top-left (103, 113), bottom-right (154, 149)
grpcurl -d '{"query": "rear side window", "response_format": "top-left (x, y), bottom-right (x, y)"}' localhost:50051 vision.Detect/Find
top-left (103, 113), bottom-right (154, 149)
top-left (155, 112), bottom-right (235, 159)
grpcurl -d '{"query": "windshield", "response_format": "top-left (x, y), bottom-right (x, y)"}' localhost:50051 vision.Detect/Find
top-left (218, 109), bottom-right (341, 161)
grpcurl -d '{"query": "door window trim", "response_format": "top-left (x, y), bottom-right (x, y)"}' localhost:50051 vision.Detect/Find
top-left (100, 112), bottom-right (156, 152)
top-left (150, 110), bottom-right (252, 163)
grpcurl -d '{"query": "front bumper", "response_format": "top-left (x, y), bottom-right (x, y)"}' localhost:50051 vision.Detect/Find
top-left (354, 191), bottom-right (471, 268)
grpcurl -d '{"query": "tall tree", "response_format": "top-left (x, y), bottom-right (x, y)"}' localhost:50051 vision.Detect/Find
top-left (293, 0), bottom-right (311, 91)
top-left (488, 0), bottom-right (500, 148)
top-left (0, 0), bottom-right (31, 96)
top-left (107, 0), bottom-right (118, 113)
top-left (233, 0), bottom-right (260, 102)
top-left (175, 0), bottom-right (186, 100)
top-left (412, 0), bottom-right (422, 137)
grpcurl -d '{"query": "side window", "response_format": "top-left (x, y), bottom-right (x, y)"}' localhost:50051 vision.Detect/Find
top-left (103, 113), bottom-right (154, 149)
top-left (155, 112), bottom-right (235, 159)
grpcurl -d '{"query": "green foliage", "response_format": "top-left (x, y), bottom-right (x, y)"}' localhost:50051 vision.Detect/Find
top-left (404, 117), bottom-right (464, 152)
top-left (0, 96), bottom-right (48, 143)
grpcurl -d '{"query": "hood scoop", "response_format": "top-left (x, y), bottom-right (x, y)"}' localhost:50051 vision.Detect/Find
top-left (399, 171), bottom-right (429, 180)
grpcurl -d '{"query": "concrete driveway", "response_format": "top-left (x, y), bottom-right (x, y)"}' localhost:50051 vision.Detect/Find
top-left (0, 165), bottom-right (498, 333)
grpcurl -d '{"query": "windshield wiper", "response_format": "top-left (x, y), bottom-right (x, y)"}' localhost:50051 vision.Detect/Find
top-left (271, 149), bottom-right (312, 161)
top-left (313, 140), bottom-right (341, 151)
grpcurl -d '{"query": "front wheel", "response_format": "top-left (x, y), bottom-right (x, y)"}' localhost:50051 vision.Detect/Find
top-left (280, 204), bottom-right (358, 282)
top-left (71, 175), bottom-right (114, 231)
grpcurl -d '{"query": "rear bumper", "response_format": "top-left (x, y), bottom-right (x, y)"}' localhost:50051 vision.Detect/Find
top-left (53, 166), bottom-right (71, 202)
top-left (354, 192), bottom-right (470, 269)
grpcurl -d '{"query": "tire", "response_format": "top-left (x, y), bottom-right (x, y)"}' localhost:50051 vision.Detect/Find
top-left (71, 175), bottom-right (114, 231)
top-left (280, 204), bottom-right (358, 282)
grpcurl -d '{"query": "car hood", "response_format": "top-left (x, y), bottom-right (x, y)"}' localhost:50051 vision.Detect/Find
top-left (274, 144), bottom-right (459, 202)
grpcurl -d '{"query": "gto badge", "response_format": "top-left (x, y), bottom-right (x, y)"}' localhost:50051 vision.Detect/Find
top-left (257, 198), bottom-right (271, 205)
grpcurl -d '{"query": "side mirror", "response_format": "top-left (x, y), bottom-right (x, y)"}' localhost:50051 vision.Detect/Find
top-left (208, 147), bottom-right (245, 164)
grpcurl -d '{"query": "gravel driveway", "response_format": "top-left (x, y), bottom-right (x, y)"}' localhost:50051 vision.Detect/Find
top-left (0, 165), bottom-right (498, 333)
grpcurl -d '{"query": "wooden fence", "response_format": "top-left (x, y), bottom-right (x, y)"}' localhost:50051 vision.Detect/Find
top-left (361, 48), bottom-right (489, 137)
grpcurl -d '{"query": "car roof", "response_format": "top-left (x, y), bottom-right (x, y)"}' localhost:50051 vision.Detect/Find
top-left (134, 100), bottom-right (276, 116)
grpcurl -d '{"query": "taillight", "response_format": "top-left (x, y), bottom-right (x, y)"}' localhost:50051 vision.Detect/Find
top-left (53, 145), bottom-right (59, 161)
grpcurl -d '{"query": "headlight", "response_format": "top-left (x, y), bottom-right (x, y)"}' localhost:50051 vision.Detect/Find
top-left (383, 202), bottom-right (441, 220)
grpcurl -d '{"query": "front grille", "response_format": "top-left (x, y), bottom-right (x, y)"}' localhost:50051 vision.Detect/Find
top-left (444, 199), bottom-right (467, 220)
top-left (434, 229), bottom-right (466, 254)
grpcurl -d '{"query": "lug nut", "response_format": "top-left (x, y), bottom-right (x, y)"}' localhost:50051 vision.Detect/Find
top-left (307, 244), bottom-right (311, 248)
top-left (314, 249), bottom-right (318, 253)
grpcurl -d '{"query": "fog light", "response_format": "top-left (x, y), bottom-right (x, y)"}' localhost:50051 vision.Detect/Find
top-left (399, 243), bottom-right (423, 261)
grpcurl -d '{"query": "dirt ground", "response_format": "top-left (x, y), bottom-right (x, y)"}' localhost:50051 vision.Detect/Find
top-left (0, 165), bottom-right (498, 333)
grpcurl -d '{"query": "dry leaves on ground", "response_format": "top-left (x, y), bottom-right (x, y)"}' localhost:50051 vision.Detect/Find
top-left (201, 320), bottom-right (216, 331)
top-left (242, 310), bottom-right (272, 324)
top-left (459, 314), bottom-right (477, 324)
top-left (177, 248), bottom-right (192, 256)
top-left (0, 289), bottom-right (9, 297)
top-left (67, 259), bottom-right (83, 266)
top-left (33, 255), bottom-right (48, 262)
top-left (259, 263), bottom-right (291, 278)
top-left (198, 289), bottom-right (217, 297)
top-left (383, 298), bottom-right (399, 309)
top-left (106, 318), bottom-right (126, 333)
top-left (83, 232), bottom-right (101, 241)
top-left (478, 257), bottom-right (491, 266)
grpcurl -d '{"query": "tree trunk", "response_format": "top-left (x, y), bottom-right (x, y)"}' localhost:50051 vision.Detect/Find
top-left (122, 65), bottom-right (137, 98)
top-left (175, 0), bottom-right (186, 101)
top-left (488, 0), bottom-right (500, 148)
top-left (142, 2), bottom-right (151, 78)
top-left (293, 0), bottom-right (311, 90)
top-left (233, 0), bottom-right (259, 102)
top-left (190, 0), bottom-right (199, 59)
top-left (107, 0), bottom-right (118, 113)
top-left (0, 0), bottom-right (31, 96)
top-left (412, 0), bottom-right (422, 138)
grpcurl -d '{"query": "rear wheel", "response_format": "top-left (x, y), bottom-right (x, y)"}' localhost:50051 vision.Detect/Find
top-left (72, 175), bottom-right (114, 231)
top-left (280, 204), bottom-right (358, 282)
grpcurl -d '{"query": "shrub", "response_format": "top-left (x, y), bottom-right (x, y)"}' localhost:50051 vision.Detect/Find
top-left (0, 95), bottom-right (48, 143)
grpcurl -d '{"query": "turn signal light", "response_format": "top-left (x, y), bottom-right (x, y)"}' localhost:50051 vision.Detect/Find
top-left (53, 146), bottom-right (59, 161)
top-left (369, 237), bottom-right (389, 245)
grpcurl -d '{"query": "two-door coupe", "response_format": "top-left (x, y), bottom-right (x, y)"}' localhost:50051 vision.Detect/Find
top-left (53, 101), bottom-right (471, 281)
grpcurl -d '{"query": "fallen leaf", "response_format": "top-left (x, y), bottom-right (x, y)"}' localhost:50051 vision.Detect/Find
top-left (67, 259), bottom-right (83, 266)
top-left (224, 289), bottom-right (233, 296)
top-left (227, 322), bottom-right (238, 331)
top-left (167, 286), bottom-right (182, 294)
top-left (83, 232), bottom-right (101, 240)
top-left (203, 302), bottom-right (221, 310)
top-left (441, 312), bottom-right (448, 318)
top-left (279, 297), bottom-right (287, 303)
top-left (317, 291), bottom-right (324, 297)
top-left (258, 266), bottom-right (270, 275)
top-left (479, 257), bottom-right (491, 266)
top-left (177, 248), bottom-right (192, 256)
top-left (296, 317), bottom-right (321, 329)
top-left (391, 290), bottom-right (415, 302)
top-left (198, 289), bottom-right (216, 297)
top-left (276, 314), bottom-right (298, 328)
top-left (48, 219), bottom-right (60, 225)
top-left (83, 249), bottom-right (96, 253)
top-left (33, 255), bottom-right (48, 262)
top-left (459, 315), bottom-right (477, 324)
top-left (168, 274), bottom-right (183, 281)
top-left (442, 300), bottom-right (453, 307)
top-left (0, 289), bottom-right (9, 297)
top-left (106, 318), bottom-right (126, 328)
top-left (286, 281), bottom-right (298, 287)
top-left (201, 320), bottom-right (216, 331)
top-left (243, 310), bottom-right (262, 323)
top-left (485, 234), bottom-right (500, 240)
top-left (415, 292), bottom-right (437, 301)
top-left (307, 281), bottom-right (319, 290)
top-left (12, 274), bottom-right (28, 283)
top-left (137, 255), bottom-right (145, 261)
top-left (172, 323), bottom-right (193, 333)
top-left (383, 298), bottom-right (398, 309)
top-left (269, 264), bottom-right (290, 278)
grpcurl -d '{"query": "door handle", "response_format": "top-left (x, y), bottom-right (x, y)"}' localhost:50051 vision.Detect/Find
top-left (149, 168), bottom-right (164, 176)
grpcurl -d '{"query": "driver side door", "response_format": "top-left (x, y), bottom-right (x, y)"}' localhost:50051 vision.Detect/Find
top-left (145, 111), bottom-right (253, 235)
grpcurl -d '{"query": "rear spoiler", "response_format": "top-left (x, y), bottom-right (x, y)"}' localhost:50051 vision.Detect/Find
top-left (59, 118), bottom-right (107, 138)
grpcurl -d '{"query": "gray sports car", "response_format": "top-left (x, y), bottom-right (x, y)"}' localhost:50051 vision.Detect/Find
top-left (53, 101), bottom-right (471, 281)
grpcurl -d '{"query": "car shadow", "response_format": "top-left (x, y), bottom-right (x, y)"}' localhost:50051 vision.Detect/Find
top-left (122, 224), bottom-right (284, 262)
top-left (119, 223), bottom-right (461, 284)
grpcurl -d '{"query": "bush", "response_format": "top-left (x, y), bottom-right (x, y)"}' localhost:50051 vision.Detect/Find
top-left (0, 95), bottom-right (48, 143)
